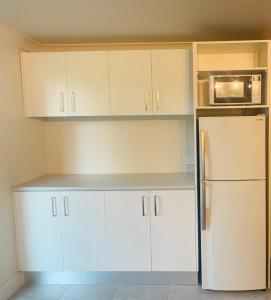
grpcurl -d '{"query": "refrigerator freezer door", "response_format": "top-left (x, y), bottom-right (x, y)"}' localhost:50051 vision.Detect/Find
top-left (201, 180), bottom-right (266, 290)
top-left (199, 116), bottom-right (266, 180)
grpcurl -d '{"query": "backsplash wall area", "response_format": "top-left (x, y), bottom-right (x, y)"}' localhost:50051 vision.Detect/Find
top-left (44, 117), bottom-right (194, 174)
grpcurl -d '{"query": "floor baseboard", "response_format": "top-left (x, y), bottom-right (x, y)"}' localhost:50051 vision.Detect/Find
top-left (0, 272), bottom-right (25, 300)
top-left (25, 271), bottom-right (198, 285)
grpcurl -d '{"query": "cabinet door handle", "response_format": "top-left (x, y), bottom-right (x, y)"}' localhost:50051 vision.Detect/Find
top-left (63, 197), bottom-right (69, 216)
top-left (156, 90), bottom-right (161, 111)
top-left (144, 91), bottom-right (149, 111)
top-left (60, 92), bottom-right (65, 112)
top-left (52, 197), bottom-right (57, 217)
top-left (141, 196), bottom-right (147, 216)
top-left (71, 91), bottom-right (76, 112)
top-left (154, 195), bottom-right (160, 216)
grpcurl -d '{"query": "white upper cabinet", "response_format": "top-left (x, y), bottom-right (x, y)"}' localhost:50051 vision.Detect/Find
top-left (14, 192), bottom-right (63, 271)
top-left (66, 52), bottom-right (110, 116)
top-left (21, 52), bottom-right (68, 117)
top-left (150, 190), bottom-right (197, 271)
top-left (21, 49), bottom-right (192, 117)
top-left (61, 191), bottom-right (107, 271)
top-left (151, 49), bottom-right (192, 115)
top-left (108, 50), bottom-right (153, 116)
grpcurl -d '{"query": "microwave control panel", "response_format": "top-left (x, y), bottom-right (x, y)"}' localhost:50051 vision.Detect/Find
top-left (251, 75), bottom-right (261, 104)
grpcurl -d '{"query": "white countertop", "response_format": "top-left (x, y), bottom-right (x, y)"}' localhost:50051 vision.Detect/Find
top-left (13, 173), bottom-right (195, 192)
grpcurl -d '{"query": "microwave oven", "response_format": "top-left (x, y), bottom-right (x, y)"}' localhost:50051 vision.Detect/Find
top-left (209, 74), bottom-right (262, 105)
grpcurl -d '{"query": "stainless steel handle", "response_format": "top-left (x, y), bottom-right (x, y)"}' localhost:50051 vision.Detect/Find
top-left (200, 181), bottom-right (206, 231)
top-left (154, 195), bottom-right (160, 216)
top-left (200, 130), bottom-right (206, 230)
top-left (60, 92), bottom-right (65, 112)
top-left (52, 197), bottom-right (57, 217)
top-left (71, 92), bottom-right (76, 112)
top-left (144, 91), bottom-right (149, 111)
top-left (200, 130), bottom-right (206, 182)
top-left (156, 91), bottom-right (161, 111)
top-left (63, 197), bottom-right (69, 216)
top-left (142, 196), bottom-right (146, 216)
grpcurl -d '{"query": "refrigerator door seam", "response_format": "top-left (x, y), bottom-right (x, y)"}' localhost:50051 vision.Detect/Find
top-left (202, 179), bottom-right (266, 182)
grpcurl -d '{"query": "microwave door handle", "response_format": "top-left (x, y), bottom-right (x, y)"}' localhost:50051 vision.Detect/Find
top-left (200, 130), bottom-right (207, 231)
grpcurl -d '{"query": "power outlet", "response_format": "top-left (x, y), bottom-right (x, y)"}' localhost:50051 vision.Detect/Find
top-left (185, 156), bottom-right (194, 165)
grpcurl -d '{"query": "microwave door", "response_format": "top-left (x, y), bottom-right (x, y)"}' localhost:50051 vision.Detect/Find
top-left (216, 81), bottom-right (243, 98)
top-left (210, 75), bottom-right (252, 105)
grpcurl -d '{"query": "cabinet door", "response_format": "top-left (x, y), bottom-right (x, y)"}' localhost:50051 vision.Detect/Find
top-left (105, 191), bottom-right (151, 270)
top-left (14, 192), bottom-right (63, 271)
top-left (61, 191), bottom-right (107, 271)
top-left (66, 52), bottom-right (110, 116)
top-left (21, 53), bottom-right (67, 117)
top-left (150, 190), bottom-right (197, 271)
top-left (108, 50), bottom-right (152, 115)
top-left (151, 49), bottom-right (192, 115)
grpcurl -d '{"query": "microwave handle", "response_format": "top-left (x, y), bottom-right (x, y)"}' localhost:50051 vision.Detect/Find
top-left (209, 76), bottom-right (215, 105)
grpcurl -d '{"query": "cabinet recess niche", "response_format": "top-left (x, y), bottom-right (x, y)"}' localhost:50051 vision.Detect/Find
top-left (194, 41), bottom-right (269, 108)
top-left (21, 49), bottom-right (192, 117)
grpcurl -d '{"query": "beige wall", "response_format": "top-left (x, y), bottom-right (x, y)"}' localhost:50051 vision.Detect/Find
top-left (0, 25), bottom-right (46, 290)
top-left (45, 117), bottom-right (194, 174)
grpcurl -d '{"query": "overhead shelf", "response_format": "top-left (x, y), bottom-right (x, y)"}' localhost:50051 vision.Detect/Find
top-left (197, 67), bottom-right (268, 73)
top-left (196, 105), bottom-right (269, 110)
top-left (194, 41), bottom-right (269, 108)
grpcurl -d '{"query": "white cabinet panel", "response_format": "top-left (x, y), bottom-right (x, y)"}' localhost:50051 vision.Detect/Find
top-left (61, 191), bottom-right (107, 271)
top-left (14, 192), bottom-right (63, 271)
top-left (105, 191), bottom-right (151, 270)
top-left (150, 190), bottom-right (197, 271)
top-left (151, 49), bottom-right (191, 115)
top-left (14, 188), bottom-right (197, 273)
top-left (66, 52), bottom-right (110, 116)
top-left (21, 53), bottom-right (67, 117)
top-left (21, 49), bottom-right (192, 117)
top-left (108, 50), bottom-right (153, 115)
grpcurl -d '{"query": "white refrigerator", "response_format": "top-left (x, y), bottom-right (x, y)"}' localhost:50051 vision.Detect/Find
top-left (199, 115), bottom-right (266, 291)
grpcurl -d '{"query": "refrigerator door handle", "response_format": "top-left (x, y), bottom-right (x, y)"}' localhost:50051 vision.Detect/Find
top-left (200, 130), bottom-right (206, 230)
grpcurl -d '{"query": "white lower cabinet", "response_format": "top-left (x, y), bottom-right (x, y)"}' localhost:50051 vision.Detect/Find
top-left (150, 190), bottom-right (197, 271)
top-left (14, 192), bottom-right (63, 271)
top-left (61, 191), bottom-right (107, 271)
top-left (14, 189), bottom-right (197, 272)
top-left (105, 191), bottom-right (151, 271)
top-left (14, 191), bottom-right (107, 271)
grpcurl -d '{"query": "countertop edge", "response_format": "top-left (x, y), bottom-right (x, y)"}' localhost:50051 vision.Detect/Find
top-left (13, 173), bottom-right (195, 192)
top-left (13, 185), bottom-right (195, 192)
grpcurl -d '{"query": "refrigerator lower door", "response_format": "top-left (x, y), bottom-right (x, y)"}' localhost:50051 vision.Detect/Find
top-left (201, 180), bottom-right (266, 290)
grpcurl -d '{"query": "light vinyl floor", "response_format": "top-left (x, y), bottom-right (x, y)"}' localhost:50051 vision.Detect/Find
top-left (10, 284), bottom-right (271, 300)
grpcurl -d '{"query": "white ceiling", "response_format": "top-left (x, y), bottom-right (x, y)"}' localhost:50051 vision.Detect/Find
top-left (0, 0), bottom-right (270, 44)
